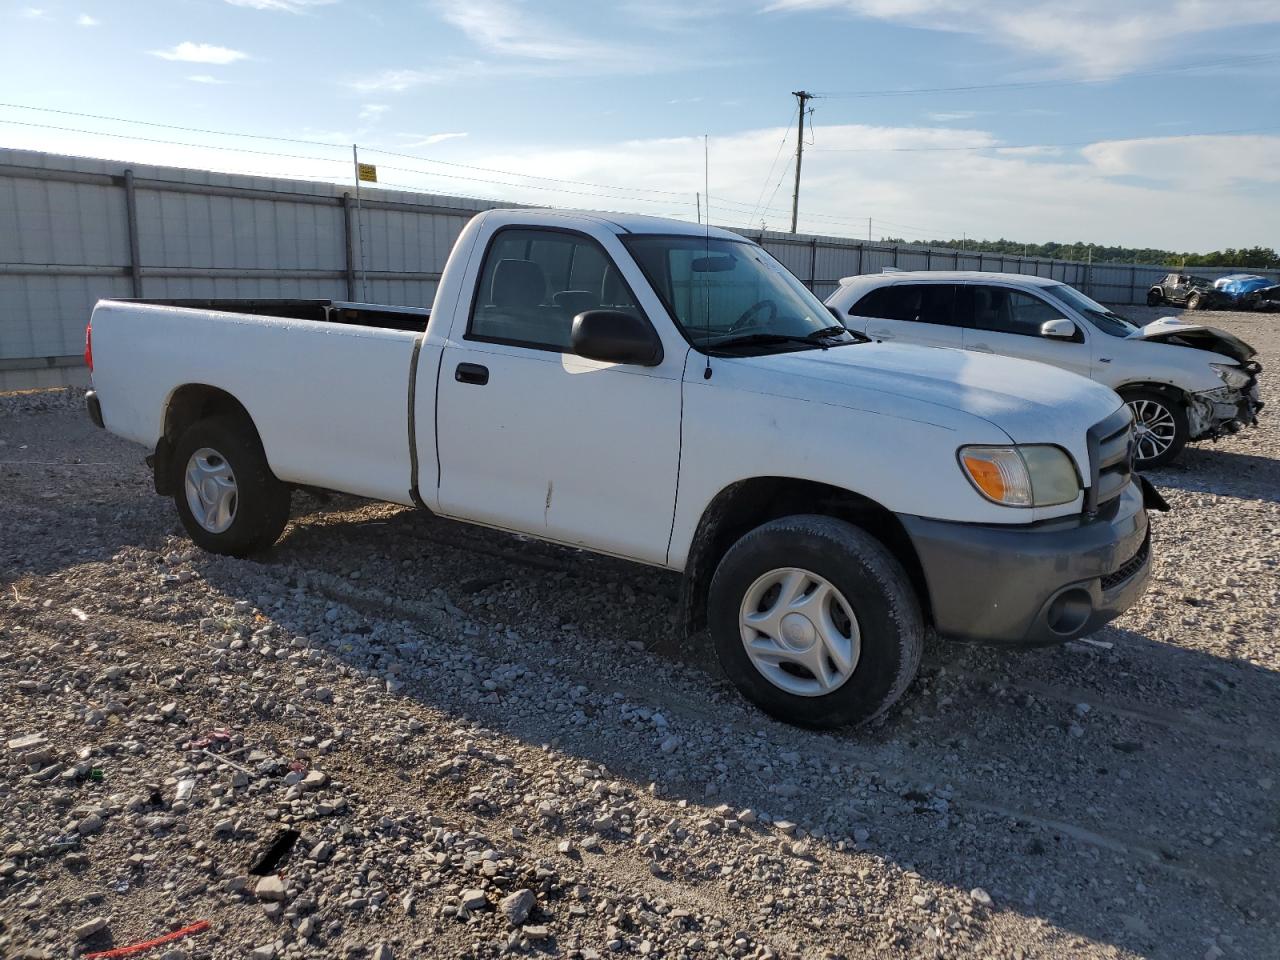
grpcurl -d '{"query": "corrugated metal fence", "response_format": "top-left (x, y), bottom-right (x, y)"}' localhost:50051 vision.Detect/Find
top-left (2, 148), bottom-right (1276, 389)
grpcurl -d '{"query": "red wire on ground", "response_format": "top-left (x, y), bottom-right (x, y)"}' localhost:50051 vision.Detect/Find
top-left (83, 920), bottom-right (211, 959)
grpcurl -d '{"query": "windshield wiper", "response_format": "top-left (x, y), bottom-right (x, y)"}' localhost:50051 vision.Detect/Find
top-left (708, 333), bottom-right (818, 352)
top-left (708, 326), bottom-right (860, 354)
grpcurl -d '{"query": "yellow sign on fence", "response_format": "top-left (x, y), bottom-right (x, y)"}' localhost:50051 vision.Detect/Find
top-left (357, 163), bottom-right (378, 184)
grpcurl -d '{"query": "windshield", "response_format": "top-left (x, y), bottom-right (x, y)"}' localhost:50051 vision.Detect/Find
top-left (1043, 283), bottom-right (1141, 338)
top-left (623, 234), bottom-right (855, 352)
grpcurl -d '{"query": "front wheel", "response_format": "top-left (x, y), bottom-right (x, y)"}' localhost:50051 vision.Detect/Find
top-left (1122, 390), bottom-right (1188, 470)
top-left (707, 515), bottom-right (923, 728)
top-left (172, 415), bottom-right (291, 556)
top-left (1186, 292), bottom-right (1202, 310)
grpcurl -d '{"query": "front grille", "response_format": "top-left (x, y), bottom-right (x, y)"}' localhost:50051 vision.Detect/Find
top-left (1101, 533), bottom-right (1150, 590)
top-left (1085, 406), bottom-right (1134, 513)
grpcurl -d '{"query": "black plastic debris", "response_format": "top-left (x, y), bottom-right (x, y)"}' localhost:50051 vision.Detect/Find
top-left (248, 829), bottom-right (300, 876)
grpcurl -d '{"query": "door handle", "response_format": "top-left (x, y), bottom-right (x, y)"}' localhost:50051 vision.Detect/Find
top-left (455, 362), bottom-right (489, 385)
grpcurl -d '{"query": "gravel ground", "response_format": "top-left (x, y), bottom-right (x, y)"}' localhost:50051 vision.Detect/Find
top-left (1, 307), bottom-right (1277, 960)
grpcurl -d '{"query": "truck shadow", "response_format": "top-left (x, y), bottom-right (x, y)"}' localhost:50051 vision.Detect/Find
top-left (185, 497), bottom-right (1279, 960)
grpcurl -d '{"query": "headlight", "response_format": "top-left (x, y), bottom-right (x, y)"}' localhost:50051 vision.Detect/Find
top-left (958, 445), bottom-right (1080, 507)
top-left (1210, 363), bottom-right (1251, 390)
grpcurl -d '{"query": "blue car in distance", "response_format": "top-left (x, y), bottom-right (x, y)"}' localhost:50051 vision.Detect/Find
top-left (1212, 274), bottom-right (1280, 311)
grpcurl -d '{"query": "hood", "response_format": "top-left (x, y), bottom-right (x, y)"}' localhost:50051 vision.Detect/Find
top-left (731, 342), bottom-right (1123, 446)
top-left (1132, 316), bottom-right (1256, 363)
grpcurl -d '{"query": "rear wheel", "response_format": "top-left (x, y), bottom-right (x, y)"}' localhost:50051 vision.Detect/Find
top-left (172, 415), bottom-right (290, 556)
top-left (1122, 389), bottom-right (1188, 469)
top-left (1146, 288), bottom-right (1163, 307)
top-left (708, 515), bottom-right (923, 728)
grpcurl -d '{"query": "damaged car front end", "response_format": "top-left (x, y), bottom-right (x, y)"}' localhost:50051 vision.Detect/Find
top-left (1137, 318), bottom-right (1264, 441)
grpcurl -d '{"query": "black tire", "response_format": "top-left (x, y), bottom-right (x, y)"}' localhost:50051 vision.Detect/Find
top-left (1146, 288), bottom-right (1163, 307)
top-left (171, 414), bottom-right (291, 557)
top-left (707, 515), bottom-right (923, 729)
top-left (1186, 291), bottom-right (1202, 310)
top-left (1121, 389), bottom-right (1188, 470)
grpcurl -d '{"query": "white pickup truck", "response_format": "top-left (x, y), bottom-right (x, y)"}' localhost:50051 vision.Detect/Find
top-left (85, 209), bottom-right (1161, 728)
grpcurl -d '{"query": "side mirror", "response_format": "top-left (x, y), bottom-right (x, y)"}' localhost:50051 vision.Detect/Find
top-left (571, 310), bottom-right (663, 366)
top-left (1040, 318), bottom-right (1078, 340)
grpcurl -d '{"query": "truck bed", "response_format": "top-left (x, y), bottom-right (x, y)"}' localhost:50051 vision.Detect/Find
top-left (122, 298), bottom-right (430, 333)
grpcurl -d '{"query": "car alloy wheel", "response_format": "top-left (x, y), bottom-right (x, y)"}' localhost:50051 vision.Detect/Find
top-left (1128, 398), bottom-right (1177, 464)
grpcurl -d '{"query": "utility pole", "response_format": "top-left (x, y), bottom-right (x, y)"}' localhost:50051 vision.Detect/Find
top-left (867, 217), bottom-right (872, 241)
top-left (789, 90), bottom-right (813, 234)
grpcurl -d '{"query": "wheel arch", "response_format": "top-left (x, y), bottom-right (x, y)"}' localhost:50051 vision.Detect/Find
top-left (677, 477), bottom-right (931, 639)
top-left (1114, 380), bottom-right (1189, 406)
top-left (153, 384), bottom-right (259, 496)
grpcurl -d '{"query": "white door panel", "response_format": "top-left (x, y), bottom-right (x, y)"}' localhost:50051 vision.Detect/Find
top-left (962, 329), bottom-right (1092, 378)
top-left (435, 341), bottom-right (682, 564)
top-left (960, 285), bottom-right (1093, 379)
top-left (862, 315), bottom-right (963, 348)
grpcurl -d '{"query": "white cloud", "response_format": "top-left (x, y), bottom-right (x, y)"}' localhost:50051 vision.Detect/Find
top-left (767, 1), bottom-right (1280, 78)
top-left (224, 0), bottom-right (337, 10)
top-left (396, 132), bottom-right (469, 148)
top-left (349, 67), bottom-right (453, 93)
top-left (1082, 134), bottom-right (1280, 187)
top-left (76, 13), bottom-right (99, 26)
top-left (436, 0), bottom-right (606, 60)
top-left (20, 7), bottom-right (47, 18)
top-left (5, 116), bottom-right (1274, 251)
top-left (151, 42), bottom-right (249, 65)
top-left (187, 74), bottom-right (231, 84)
top-left (436, 123), bottom-right (1279, 249)
top-left (358, 104), bottom-right (390, 123)
top-left (927, 111), bottom-right (979, 122)
top-left (433, 0), bottom-right (654, 67)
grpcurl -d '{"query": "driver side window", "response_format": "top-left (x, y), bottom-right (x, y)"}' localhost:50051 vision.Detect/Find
top-left (468, 228), bottom-right (645, 352)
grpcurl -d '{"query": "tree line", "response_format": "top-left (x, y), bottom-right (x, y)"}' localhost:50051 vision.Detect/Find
top-left (882, 237), bottom-right (1279, 269)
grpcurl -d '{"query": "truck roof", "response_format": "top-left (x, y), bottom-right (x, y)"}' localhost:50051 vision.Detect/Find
top-left (484, 208), bottom-right (745, 241)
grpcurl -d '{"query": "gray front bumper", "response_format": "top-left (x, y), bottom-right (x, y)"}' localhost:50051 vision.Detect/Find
top-left (898, 481), bottom-right (1151, 646)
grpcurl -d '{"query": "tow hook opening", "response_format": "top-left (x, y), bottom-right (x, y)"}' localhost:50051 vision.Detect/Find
top-left (1046, 587), bottom-right (1093, 637)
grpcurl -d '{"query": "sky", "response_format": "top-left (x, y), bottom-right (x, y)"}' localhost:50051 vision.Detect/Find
top-left (2, 0), bottom-right (1279, 251)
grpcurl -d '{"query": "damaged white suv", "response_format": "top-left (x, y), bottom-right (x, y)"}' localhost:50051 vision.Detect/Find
top-left (826, 272), bottom-right (1263, 469)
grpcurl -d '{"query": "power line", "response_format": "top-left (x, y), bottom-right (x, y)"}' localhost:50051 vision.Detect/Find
top-left (362, 145), bottom-right (689, 198)
top-left (0, 118), bottom-right (349, 165)
top-left (0, 117), bottom-right (701, 213)
top-left (373, 160), bottom-right (697, 208)
top-left (0, 101), bottom-right (692, 200)
top-left (813, 52), bottom-right (1280, 99)
top-left (745, 104), bottom-right (797, 229)
top-left (809, 123), bottom-right (1280, 153)
top-left (0, 101), bottom-right (344, 148)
